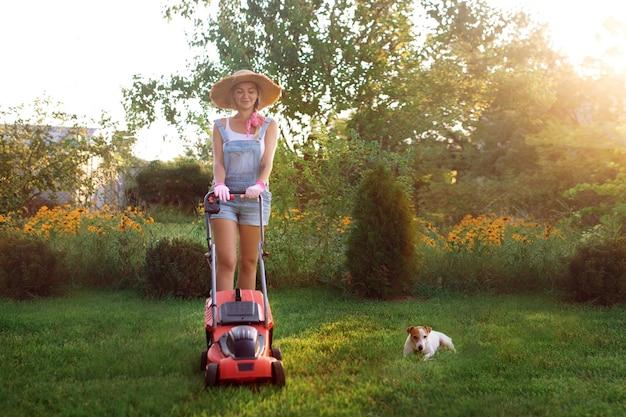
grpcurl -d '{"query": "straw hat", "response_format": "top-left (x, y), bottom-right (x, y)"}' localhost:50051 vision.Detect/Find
top-left (210, 69), bottom-right (282, 110)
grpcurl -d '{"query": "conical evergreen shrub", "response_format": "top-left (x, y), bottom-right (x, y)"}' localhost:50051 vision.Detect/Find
top-left (346, 164), bottom-right (418, 299)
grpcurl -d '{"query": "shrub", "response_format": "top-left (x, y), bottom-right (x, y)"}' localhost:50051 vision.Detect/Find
top-left (133, 160), bottom-right (211, 210)
top-left (564, 237), bottom-right (626, 306)
top-left (265, 209), bottom-right (348, 288)
top-left (0, 234), bottom-right (67, 299)
top-left (345, 164), bottom-right (418, 299)
top-left (144, 238), bottom-right (209, 298)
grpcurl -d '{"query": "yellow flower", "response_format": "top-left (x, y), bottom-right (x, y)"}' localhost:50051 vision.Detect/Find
top-left (511, 233), bottom-right (529, 243)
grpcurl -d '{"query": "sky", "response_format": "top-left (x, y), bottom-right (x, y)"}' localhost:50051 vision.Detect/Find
top-left (1, 0), bottom-right (625, 161)
top-left (491, 0), bottom-right (626, 70)
top-left (0, 0), bottom-right (195, 160)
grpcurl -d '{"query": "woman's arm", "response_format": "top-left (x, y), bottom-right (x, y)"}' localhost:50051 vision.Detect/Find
top-left (212, 121), bottom-right (226, 183)
top-left (258, 119), bottom-right (279, 184)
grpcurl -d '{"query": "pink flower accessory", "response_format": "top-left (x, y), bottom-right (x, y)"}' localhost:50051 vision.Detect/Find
top-left (245, 111), bottom-right (265, 136)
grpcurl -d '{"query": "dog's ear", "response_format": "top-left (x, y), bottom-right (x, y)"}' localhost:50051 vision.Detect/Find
top-left (425, 326), bottom-right (432, 334)
top-left (406, 326), bottom-right (415, 334)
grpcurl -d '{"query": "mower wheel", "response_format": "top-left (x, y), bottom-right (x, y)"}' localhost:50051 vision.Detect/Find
top-left (271, 360), bottom-right (285, 386)
top-left (271, 347), bottom-right (283, 361)
top-left (204, 363), bottom-right (219, 387)
top-left (200, 350), bottom-right (208, 372)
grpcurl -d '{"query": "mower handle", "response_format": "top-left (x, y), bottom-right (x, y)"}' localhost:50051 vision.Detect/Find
top-left (203, 191), bottom-right (261, 213)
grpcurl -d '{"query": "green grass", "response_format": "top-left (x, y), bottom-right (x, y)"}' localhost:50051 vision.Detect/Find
top-left (1, 289), bottom-right (624, 417)
top-left (146, 205), bottom-right (200, 225)
top-left (145, 222), bottom-right (206, 246)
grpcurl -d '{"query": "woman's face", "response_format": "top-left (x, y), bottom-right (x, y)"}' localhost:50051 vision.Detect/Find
top-left (232, 82), bottom-right (259, 111)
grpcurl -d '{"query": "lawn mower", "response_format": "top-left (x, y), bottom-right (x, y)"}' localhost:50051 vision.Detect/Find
top-left (200, 191), bottom-right (285, 387)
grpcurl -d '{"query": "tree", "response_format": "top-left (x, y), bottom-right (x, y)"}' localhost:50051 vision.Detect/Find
top-left (123, 0), bottom-right (420, 142)
top-left (124, 0), bottom-right (608, 224)
top-left (0, 99), bottom-right (136, 213)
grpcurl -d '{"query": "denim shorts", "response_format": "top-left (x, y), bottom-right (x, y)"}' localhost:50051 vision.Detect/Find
top-left (210, 190), bottom-right (272, 226)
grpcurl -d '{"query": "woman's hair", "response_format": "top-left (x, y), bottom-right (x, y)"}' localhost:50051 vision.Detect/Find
top-left (231, 82), bottom-right (265, 136)
top-left (246, 98), bottom-right (264, 136)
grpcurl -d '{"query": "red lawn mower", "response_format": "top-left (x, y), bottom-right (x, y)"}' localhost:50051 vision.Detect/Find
top-left (200, 191), bottom-right (285, 387)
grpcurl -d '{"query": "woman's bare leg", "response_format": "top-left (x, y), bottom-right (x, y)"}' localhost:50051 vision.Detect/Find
top-left (211, 219), bottom-right (238, 291)
top-left (237, 224), bottom-right (261, 290)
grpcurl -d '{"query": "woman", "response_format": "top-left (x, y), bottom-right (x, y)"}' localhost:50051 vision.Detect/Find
top-left (208, 69), bottom-right (282, 291)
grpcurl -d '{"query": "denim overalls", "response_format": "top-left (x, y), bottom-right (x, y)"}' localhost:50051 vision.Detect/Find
top-left (211, 117), bottom-right (272, 226)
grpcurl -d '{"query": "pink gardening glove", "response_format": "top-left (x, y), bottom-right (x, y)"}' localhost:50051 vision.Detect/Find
top-left (214, 182), bottom-right (230, 201)
top-left (244, 180), bottom-right (266, 199)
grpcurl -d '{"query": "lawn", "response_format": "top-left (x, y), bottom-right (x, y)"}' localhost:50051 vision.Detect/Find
top-left (1, 288), bottom-right (624, 417)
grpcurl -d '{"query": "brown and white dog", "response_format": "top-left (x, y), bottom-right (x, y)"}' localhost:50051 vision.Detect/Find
top-left (404, 326), bottom-right (456, 360)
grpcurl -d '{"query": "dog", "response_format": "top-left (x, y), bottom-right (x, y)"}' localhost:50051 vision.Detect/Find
top-left (404, 326), bottom-right (456, 360)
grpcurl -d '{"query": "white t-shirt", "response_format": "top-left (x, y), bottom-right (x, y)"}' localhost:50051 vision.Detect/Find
top-left (225, 118), bottom-right (266, 157)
